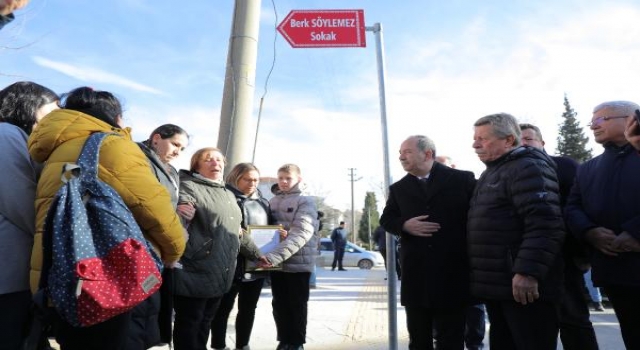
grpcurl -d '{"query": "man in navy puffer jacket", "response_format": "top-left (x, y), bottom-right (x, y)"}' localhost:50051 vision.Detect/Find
top-left (565, 100), bottom-right (640, 350)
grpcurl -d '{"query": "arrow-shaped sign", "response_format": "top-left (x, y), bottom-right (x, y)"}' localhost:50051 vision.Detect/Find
top-left (277, 9), bottom-right (366, 48)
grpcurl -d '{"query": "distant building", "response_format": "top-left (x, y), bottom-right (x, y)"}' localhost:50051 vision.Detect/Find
top-left (258, 177), bottom-right (278, 201)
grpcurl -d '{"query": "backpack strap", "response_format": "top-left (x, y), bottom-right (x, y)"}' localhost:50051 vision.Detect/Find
top-left (77, 132), bottom-right (115, 182)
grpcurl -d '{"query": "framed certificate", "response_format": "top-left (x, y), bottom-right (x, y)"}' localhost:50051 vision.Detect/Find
top-left (245, 225), bottom-right (283, 271)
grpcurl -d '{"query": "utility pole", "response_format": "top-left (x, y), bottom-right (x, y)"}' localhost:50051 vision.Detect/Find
top-left (348, 168), bottom-right (362, 243)
top-left (218, 0), bottom-right (262, 174)
top-left (367, 206), bottom-right (372, 250)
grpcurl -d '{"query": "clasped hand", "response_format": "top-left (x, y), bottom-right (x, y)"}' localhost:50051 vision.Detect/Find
top-left (177, 202), bottom-right (196, 220)
top-left (256, 256), bottom-right (272, 268)
top-left (402, 215), bottom-right (440, 237)
top-left (586, 227), bottom-right (640, 256)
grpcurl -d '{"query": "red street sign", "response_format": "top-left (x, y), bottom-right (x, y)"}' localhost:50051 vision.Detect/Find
top-left (277, 9), bottom-right (366, 48)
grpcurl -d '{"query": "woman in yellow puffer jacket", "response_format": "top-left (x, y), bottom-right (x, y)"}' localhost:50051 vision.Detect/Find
top-left (28, 87), bottom-right (186, 350)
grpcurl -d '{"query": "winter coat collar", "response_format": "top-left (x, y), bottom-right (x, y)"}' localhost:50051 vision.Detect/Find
top-left (272, 182), bottom-right (307, 196)
top-left (602, 142), bottom-right (635, 156)
top-left (178, 169), bottom-right (224, 186)
top-left (28, 108), bottom-right (131, 164)
top-left (485, 145), bottom-right (557, 170)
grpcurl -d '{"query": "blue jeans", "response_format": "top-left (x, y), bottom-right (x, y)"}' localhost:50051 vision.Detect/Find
top-left (465, 304), bottom-right (486, 350)
top-left (584, 269), bottom-right (602, 302)
top-left (309, 264), bottom-right (317, 285)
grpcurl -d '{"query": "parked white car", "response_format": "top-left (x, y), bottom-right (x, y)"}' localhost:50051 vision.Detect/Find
top-left (318, 238), bottom-right (385, 269)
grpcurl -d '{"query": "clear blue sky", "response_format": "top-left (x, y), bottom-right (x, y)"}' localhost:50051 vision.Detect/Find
top-left (2, 0), bottom-right (640, 210)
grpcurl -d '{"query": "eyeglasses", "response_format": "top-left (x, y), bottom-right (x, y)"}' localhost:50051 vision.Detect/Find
top-left (587, 115), bottom-right (628, 127)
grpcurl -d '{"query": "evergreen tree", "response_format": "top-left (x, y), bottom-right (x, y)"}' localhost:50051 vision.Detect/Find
top-left (358, 192), bottom-right (380, 249)
top-left (556, 94), bottom-right (592, 162)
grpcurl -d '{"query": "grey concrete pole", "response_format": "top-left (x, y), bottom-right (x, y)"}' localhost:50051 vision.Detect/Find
top-left (218, 0), bottom-right (262, 173)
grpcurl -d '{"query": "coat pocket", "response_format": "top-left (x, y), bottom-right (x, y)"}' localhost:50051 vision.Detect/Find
top-left (183, 237), bottom-right (213, 261)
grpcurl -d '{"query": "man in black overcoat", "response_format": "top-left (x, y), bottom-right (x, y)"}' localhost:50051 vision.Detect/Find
top-left (380, 135), bottom-right (476, 350)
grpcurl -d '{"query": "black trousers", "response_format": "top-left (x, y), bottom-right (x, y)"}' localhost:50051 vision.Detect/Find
top-left (406, 304), bottom-right (466, 350)
top-left (124, 291), bottom-right (161, 350)
top-left (558, 263), bottom-right (599, 350)
top-left (173, 294), bottom-right (221, 350)
top-left (55, 308), bottom-right (131, 350)
top-left (157, 268), bottom-right (175, 344)
top-left (210, 278), bottom-right (265, 349)
top-left (270, 271), bottom-right (311, 346)
top-left (485, 300), bottom-right (559, 350)
top-left (379, 247), bottom-right (402, 280)
top-left (332, 247), bottom-right (345, 269)
top-left (603, 285), bottom-right (640, 350)
top-left (55, 292), bottom-right (162, 350)
top-left (0, 290), bottom-right (32, 350)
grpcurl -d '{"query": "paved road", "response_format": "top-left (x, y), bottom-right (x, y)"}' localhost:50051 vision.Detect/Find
top-left (155, 266), bottom-right (625, 350)
top-left (49, 266), bottom-right (625, 349)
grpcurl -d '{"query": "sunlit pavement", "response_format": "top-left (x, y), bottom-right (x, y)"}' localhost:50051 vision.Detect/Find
top-left (48, 266), bottom-right (625, 350)
top-left (148, 266), bottom-right (407, 350)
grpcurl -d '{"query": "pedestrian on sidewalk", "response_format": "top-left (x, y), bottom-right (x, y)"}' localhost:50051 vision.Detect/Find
top-left (173, 149), bottom-right (265, 350)
top-left (584, 269), bottom-right (605, 312)
top-left (330, 221), bottom-right (348, 271)
top-left (259, 164), bottom-right (319, 350)
top-left (136, 123), bottom-right (190, 348)
top-left (210, 163), bottom-right (282, 350)
top-left (380, 135), bottom-right (476, 350)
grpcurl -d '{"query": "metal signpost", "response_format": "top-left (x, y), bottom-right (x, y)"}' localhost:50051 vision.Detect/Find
top-left (278, 10), bottom-right (397, 350)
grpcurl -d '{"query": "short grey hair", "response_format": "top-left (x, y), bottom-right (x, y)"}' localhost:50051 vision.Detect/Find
top-left (409, 135), bottom-right (437, 157)
top-left (593, 101), bottom-right (640, 116)
top-left (474, 113), bottom-right (521, 146)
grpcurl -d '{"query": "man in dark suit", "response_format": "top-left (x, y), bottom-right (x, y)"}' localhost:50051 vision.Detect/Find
top-left (330, 221), bottom-right (348, 271)
top-left (380, 135), bottom-right (476, 350)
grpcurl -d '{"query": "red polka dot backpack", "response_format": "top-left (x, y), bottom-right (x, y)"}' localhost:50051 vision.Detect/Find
top-left (40, 132), bottom-right (163, 327)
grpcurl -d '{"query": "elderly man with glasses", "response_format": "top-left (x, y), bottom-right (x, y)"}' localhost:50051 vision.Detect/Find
top-left (565, 100), bottom-right (640, 349)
